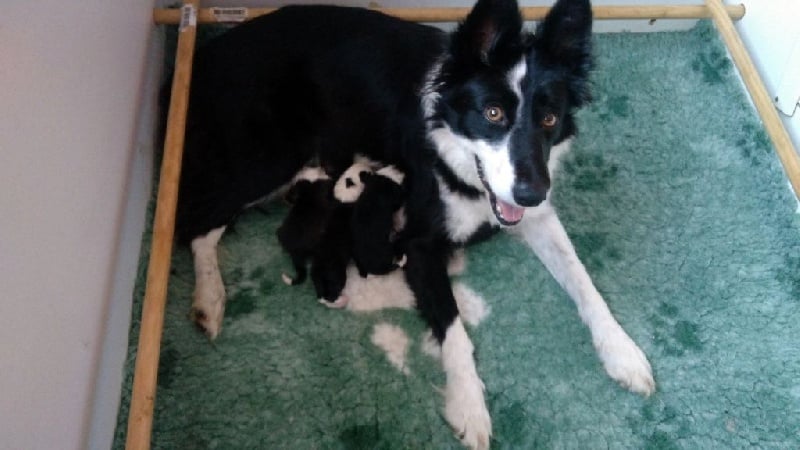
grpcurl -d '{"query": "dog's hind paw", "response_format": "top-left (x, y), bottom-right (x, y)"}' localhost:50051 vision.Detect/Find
top-left (595, 326), bottom-right (655, 396)
top-left (191, 283), bottom-right (226, 340)
top-left (190, 304), bottom-right (224, 340)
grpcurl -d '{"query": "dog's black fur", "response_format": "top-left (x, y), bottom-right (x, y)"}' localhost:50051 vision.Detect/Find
top-left (351, 170), bottom-right (406, 277)
top-left (176, 5), bottom-right (445, 242)
top-left (177, 0), bottom-right (592, 342)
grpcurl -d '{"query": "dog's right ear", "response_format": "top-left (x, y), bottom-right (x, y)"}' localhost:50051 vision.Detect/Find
top-left (451, 0), bottom-right (523, 67)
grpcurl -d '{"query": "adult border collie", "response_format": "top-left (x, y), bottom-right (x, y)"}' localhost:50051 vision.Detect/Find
top-left (177, 0), bottom-right (655, 447)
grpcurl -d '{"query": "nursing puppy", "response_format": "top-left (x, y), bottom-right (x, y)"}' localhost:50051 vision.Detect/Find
top-left (351, 165), bottom-right (407, 277)
top-left (310, 161), bottom-right (372, 308)
top-left (176, 0), bottom-right (655, 447)
top-left (276, 167), bottom-right (335, 286)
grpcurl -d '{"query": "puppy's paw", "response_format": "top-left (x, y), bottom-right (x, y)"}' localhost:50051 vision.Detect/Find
top-left (395, 254), bottom-right (408, 268)
top-left (318, 295), bottom-right (349, 309)
top-left (595, 326), bottom-right (655, 396)
top-left (444, 374), bottom-right (492, 450)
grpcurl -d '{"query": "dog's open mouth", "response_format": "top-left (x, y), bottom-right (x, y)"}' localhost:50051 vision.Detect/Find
top-left (474, 156), bottom-right (525, 226)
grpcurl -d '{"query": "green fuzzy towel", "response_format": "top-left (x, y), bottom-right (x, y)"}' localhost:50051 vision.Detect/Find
top-left (115, 22), bottom-right (800, 449)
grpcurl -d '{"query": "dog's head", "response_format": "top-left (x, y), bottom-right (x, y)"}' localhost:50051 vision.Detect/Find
top-left (425, 0), bottom-right (592, 225)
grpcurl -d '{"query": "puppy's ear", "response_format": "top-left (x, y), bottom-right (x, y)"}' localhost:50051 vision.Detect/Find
top-left (451, 0), bottom-right (523, 67)
top-left (284, 182), bottom-right (303, 205)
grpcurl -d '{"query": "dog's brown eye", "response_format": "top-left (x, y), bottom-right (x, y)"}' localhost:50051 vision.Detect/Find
top-left (484, 105), bottom-right (505, 124)
top-left (541, 113), bottom-right (558, 128)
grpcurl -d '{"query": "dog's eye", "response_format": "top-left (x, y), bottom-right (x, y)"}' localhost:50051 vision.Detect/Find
top-left (541, 113), bottom-right (558, 128)
top-left (345, 178), bottom-right (355, 188)
top-left (484, 105), bottom-right (505, 124)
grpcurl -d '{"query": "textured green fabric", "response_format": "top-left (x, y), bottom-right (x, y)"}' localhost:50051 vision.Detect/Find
top-left (114, 22), bottom-right (800, 449)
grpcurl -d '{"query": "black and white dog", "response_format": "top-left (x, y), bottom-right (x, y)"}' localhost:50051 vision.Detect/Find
top-left (176, 0), bottom-right (654, 447)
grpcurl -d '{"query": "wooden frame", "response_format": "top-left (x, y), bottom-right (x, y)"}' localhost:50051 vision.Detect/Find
top-left (152, 4), bottom-right (745, 24)
top-left (125, 2), bottom-right (798, 449)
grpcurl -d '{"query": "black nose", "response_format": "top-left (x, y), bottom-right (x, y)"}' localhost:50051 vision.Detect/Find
top-left (512, 182), bottom-right (547, 207)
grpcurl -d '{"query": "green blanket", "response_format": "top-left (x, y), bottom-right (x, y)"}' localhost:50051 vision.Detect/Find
top-left (115, 22), bottom-right (800, 449)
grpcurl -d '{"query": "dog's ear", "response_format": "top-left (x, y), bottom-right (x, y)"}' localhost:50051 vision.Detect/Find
top-left (533, 0), bottom-right (593, 106)
top-left (534, 0), bottom-right (592, 71)
top-left (451, 0), bottom-right (523, 67)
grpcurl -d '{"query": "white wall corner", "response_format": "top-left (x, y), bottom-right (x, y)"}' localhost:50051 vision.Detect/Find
top-left (86, 24), bottom-right (163, 450)
top-left (732, 0), bottom-right (800, 156)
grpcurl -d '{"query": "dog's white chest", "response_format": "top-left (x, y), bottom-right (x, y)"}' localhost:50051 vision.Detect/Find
top-left (438, 179), bottom-right (498, 243)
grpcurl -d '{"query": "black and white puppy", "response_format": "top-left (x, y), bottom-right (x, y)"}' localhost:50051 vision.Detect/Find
top-left (351, 165), bottom-right (407, 277)
top-left (311, 161), bottom-right (372, 308)
top-left (177, 1), bottom-right (655, 448)
top-left (276, 167), bottom-right (335, 286)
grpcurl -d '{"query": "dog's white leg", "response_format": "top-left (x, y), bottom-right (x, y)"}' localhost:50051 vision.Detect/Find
top-left (510, 203), bottom-right (655, 395)
top-left (190, 226), bottom-right (227, 339)
top-left (441, 317), bottom-right (492, 450)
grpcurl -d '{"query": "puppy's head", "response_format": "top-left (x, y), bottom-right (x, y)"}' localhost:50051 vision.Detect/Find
top-left (425, 0), bottom-right (592, 225)
top-left (285, 166), bottom-right (331, 205)
top-left (334, 162), bottom-right (372, 203)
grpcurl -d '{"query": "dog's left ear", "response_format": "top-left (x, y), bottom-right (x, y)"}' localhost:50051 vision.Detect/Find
top-left (534, 0), bottom-right (593, 71)
top-left (451, 0), bottom-right (523, 67)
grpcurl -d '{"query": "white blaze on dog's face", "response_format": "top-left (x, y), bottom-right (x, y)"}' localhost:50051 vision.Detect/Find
top-left (423, 0), bottom-right (593, 226)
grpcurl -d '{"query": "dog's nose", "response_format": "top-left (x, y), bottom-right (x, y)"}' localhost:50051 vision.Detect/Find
top-left (512, 182), bottom-right (547, 207)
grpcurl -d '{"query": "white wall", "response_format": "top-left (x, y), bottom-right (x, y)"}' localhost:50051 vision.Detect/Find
top-left (733, 0), bottom-right (800, 160)
top-left (0, 1), bottom-right (796, 450)
top-left (0, 1), bottom-right (158, 449)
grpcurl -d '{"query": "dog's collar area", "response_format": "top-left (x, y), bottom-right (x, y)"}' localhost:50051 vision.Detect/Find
top-left (473, 156), bottom-right (525, 226)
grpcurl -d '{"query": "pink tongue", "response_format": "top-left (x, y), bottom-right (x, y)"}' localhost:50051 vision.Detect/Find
top-left (497, 199), bottom-right (525, 223)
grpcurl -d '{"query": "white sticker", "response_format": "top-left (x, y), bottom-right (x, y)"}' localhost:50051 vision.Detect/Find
top-left (211, 7), bottom-right (248, 23)
top-left (179, 4), bottom-right (197, 32)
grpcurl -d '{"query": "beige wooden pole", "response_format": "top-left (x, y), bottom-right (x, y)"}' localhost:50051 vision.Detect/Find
top-left (153, 4), bottom-right (745, 24)
top-left (705, 0), bottom-right (800, 198)
top-left (125, 1), bottom-right (200, 449)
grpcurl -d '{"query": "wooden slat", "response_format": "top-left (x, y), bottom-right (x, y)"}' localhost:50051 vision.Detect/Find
top-left (125, 1), bottom-right (200, 449)
top-left (705, 0), bottom-right (800, 198)
top-left (153, 4), bottom-right (746, 24)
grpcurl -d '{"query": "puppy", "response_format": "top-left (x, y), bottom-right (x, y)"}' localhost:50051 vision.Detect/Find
top-left (351, 165), bottom-right (408, 277)
top-left (276, 167), bottom-right (335, 286)
top-left (310, 162), bottom-right (372, 308)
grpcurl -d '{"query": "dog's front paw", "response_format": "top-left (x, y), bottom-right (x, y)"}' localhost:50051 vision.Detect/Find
top-left (595, 325), bottom-right (655, 396)
top-left (444, 374), bottom-right (492, 450)
top-left (191, 281), bottom-right (226, 340)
